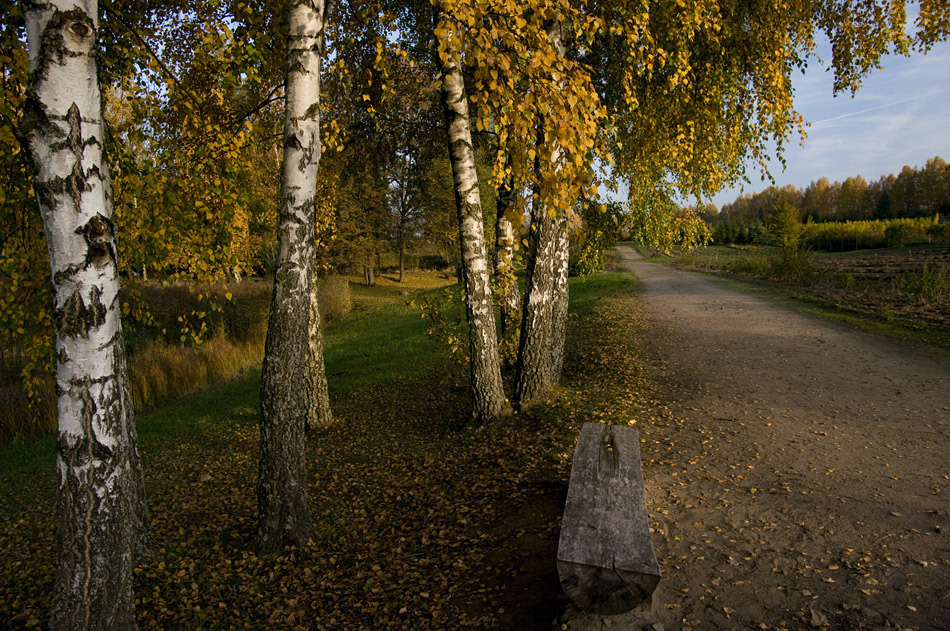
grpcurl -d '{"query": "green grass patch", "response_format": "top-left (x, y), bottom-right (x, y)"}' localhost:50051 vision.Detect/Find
top-left (0, 269), bottom-right (647, 630)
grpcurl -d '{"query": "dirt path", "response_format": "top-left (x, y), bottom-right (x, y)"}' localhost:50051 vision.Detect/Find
top-left (566, 247), bottom-right (950, 631)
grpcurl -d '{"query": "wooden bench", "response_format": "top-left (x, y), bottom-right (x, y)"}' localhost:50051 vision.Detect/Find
top-left (557, 423), bottom-right (661, 614)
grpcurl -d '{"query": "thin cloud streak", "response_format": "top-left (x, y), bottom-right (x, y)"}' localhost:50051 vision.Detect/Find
top-left (808, 90), bottom-right (949, 127)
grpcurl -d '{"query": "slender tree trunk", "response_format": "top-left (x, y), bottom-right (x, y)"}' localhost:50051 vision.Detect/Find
top-left (24, 2), bottom-right (156, 628)
top-left (398, 234), bottom-right (405, 282)
top-left (493, 182), bottom-right (520, 342)
top-left (258, 0), bottom-right (325, 553)
top-left (434, 5), bottom-right (506, 424)
top-left (514, 23), bottom-right (570, 406)
top-left (306, 259), bottom-right (332, 429)
top-left (549, 219), bottom-right (570, 377)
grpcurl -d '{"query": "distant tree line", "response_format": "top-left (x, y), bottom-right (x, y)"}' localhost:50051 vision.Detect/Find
top-left (707, 156), bottom-right (950, 245)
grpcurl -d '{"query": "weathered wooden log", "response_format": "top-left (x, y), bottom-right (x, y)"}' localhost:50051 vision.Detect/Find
top-left (557, 423), bottom-right (661, 615)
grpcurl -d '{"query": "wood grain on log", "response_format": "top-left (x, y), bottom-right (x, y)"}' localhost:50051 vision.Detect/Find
top-left (557, 423), bottom-right (661, 615)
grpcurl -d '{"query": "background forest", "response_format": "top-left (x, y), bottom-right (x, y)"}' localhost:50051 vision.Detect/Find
top-left (699, 157), bottom-right (950, 248)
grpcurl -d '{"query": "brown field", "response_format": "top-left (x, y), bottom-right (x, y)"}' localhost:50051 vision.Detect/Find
top-left (668, 245), bottom-right (950, 339)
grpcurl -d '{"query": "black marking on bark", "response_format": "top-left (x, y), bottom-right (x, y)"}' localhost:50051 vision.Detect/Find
top-left (52, 263), bottom-right (83, 285)
top-left (450, 138), bottom-right (472, 155)
top-left (65, 104), bottom-right (86, 210)
top-left (284, 132), bottom-right (302, 150)
top-left (303, 102), bottom-right (321, 120)
top-left (21, 94), bottom-right (63, 143)
top-left (31, 8), bottom-right (91, 88)
top-left (80, 214), bottom-right (116, 268)
top-left (58, 286), bottom-right (107, 339)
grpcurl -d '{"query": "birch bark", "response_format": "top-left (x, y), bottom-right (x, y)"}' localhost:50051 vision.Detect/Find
top-left (515, 23), bottom-right (570, 406)
top-left (434, 6), bottom-right (506, 424)
top-left (493, 182), bottom-right (521, 345)
top-left (514, 187), bottom-right (560, 404)
top-left (257, 0), bottom-right (326, 552)
top-left (306, 259), bottom-right (332, 429)
top-left (23, 0), bottom-right (156, 627)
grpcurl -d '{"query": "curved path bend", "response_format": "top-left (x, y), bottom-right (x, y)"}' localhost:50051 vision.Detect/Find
top-left (569, 246), bottom-right (950, 631)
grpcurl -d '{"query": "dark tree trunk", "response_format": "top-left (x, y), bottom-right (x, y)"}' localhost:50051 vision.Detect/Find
top-left (398, 236), bottom-right (405, 282)
top-left (434, 5), bottom-right (506, 424)
top-left (366, 256), bottom-right (375, 286)
top-left (257, 0), bottom-right (326, 553)
top-left (24, 1), bottom-right (157, 627)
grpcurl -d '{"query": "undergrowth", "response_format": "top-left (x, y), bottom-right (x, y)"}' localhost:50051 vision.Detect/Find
top-left (0, 274), bottom-right (358, 443)
top-left (0, 270), bottom-right (644, 630)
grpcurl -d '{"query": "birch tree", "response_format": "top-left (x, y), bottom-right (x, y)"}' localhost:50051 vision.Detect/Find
top-left (257, 0), bottom-right (327, 552)
top-left (514, 22), bottom-right (572, 405)
top-left (22, 0), bottom-right (156, 627)
top-left (433, 4), bottom-right (506, 424)
top-left (492, 178), bottom-right (520, 360)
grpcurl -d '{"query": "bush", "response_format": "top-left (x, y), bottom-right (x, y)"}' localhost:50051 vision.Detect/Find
top-left (317, 275), bottom-right (352, 322)
top-left (765, 248), bottom-right (823, 285)
top-left (885, 223), bottom-right (916, 247)
top-left (892, 265), bottom-right (950, 301)
top-left (926, 223), bottom-right (950, 246)
top-left (724, 249), bottom-right (823, 285)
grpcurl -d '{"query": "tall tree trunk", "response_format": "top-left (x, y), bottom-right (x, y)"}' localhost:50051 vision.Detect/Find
top-left (493, 181), bottom-right (521, 342)
top-left (365, 255), bottom-right (375, 286)
top-left (306, 259), bottom-right (332, 429)
top-left (549, 219), bottom-right (570, 377)
top-left (257, 0), bottom-right (325, 553)
top-left (398, 234), bottom-right (405, 282)
top-left (547, 23), bottom-right (571, 379)
top-left (23, 2), bottom-right (156, 628)
top-left (514, 188), bottom-right (560, 405)
top-left (434, 6), bottom-right (506, 424)
top-left (514, 23), bottom-right (570, 406)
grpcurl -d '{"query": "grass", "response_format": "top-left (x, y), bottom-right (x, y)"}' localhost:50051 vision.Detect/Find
top-left (0, 272), bottom-right (374, 443)
top-left (0, 268), bottom-right (647, 630)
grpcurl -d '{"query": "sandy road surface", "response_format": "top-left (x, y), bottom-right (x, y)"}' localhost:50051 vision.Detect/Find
top-left (567, 247), bottom-right (950, 631)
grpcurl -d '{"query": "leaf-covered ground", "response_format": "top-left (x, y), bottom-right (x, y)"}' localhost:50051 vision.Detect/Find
top-left (0, 270), bottom-right (648, 630)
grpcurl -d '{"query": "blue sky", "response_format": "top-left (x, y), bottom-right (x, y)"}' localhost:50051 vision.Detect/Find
top-left (709, 35), bottom-right (950, 209)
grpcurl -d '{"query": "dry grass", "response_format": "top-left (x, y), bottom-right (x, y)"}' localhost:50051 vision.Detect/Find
top-left (128, 337), bottom-right (265, 413)
top-left (0, 271), bottom-right (436, 442)
top-left (317, 274), bottom-right (353, 322)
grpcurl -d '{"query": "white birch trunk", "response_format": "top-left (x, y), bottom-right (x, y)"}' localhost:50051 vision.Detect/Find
top-left (258, 0), bottom-right (326, 552)
top-left (23, 1), bottom-right (156, 628)
top-left (494, 182), bottom-right (521, 346)
top-left (514, 188), bottom-right (560, 404)
top-left (515, 22), bottom-right (570, 405)
top-left (434, 6), bottom-right (506, 424)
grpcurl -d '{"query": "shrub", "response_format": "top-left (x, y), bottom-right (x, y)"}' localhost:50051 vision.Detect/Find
top-left (885, 223), bottom-right (916, 247)
top-left (892, 265), bottom-right (950, 301)
top-left (724, 248), bottom-right (823, 285)
top-left (317, 275), bottom-right (352, 322)
top-left (926, 223), bottom-right (950, 246)
top-left (765, 248), bottom-right (823, 285)
top-left (765, 197), bottom-right (803, 249)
